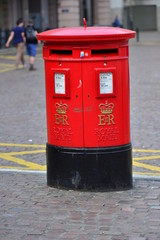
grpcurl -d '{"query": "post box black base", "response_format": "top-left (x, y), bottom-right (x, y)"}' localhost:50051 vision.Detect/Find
top-left (46, 143), bottom-right (132, 191)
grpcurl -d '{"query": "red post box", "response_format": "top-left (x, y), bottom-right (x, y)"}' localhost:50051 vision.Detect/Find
top-left (37, 25), bottom-right (135, 191)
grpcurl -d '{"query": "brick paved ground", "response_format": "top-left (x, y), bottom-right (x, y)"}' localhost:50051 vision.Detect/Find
top-left (0, 32), bottom-right (160, 239)
top-left (0, 172), bottom-right (160, 240)
top-left (0, 51), bottom-right (46, 144)
top-left (130, 43), bottom-right (160, 150)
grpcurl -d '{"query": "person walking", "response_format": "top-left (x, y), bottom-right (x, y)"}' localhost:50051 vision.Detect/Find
top-left (5, 18), bottom-right (25, 69)
top-left (113, 15), bottom-right (121, 28)
top-left (25, 19), bottom-right (39, 71)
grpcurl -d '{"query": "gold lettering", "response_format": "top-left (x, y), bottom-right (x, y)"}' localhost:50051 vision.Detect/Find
top-left (98, 115), bottom-right (106, 126)
top-left (55, 114), bottom-right (61, 125)
top-left (62, 115), bottom-right (69, 125)
top-left (98, 114), bottom-right (115, 126)
top-left (55, 114), bottom-right (69, 125)
top-left (108, 114), bottom-right (115, 125)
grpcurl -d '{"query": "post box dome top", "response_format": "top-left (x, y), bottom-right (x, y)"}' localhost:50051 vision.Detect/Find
top-left (37, 26), bottom-right (135, 43)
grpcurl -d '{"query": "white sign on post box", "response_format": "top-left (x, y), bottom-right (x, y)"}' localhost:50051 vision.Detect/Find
top-left (100, 72), bottom-right (113, 94)
top-left (54, 73), bottom-right (65, 94)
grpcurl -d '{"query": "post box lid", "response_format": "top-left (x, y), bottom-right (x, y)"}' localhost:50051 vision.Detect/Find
top-left (37, 27), bottom-right (135, 43)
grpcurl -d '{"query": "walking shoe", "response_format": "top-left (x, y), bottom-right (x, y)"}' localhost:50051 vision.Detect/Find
top-left (29, 64), bottom-right (36, 71)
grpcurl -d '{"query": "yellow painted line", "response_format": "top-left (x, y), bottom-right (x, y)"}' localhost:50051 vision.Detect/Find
top-left (0, 68), bottom-right (14, 73)
top-left (0, 153), bottom-right (46, 171)
top-left (0, 143), bottom-right (46, 171)
top-left (2, 145), bottom-right (156, 151)
top-left (3, 150), bottom-right (45, 156)
top-left (133, 160), bottom-right (160, 172)
top-left (0, 143), bottom-right (45, 148)
top-left (0, 165), bottom-right (31, 170)
top-left (0, 144), bottom-right (160, 174)
top-left (133, 155), bottom-right (160, 161)
top-left (0, 63), bottom-right (14, 66)
top-left (0, 55), bottom-right (16, 60)
top-left (0, 66), bottom-right (15, 73)
top-left (0, 54), bottom-right (42, 60)
top-left (133, 149), bottom-right (160, 153)
top-left (0, 63), bottom-right (23, 73)
top-left (0, 63), bottom-right (15, 67)
top-left (133, 171), bottom-right (160, 176)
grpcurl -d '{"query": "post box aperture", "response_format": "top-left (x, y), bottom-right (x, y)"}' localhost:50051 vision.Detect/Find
top-left (38, 26), bottom-right (135, 191)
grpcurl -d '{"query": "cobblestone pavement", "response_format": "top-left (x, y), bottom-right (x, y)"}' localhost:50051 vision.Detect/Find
top-left (0, 32), bottom-right (160, 239)
top-left (0, 173), bottom-right (160, 240)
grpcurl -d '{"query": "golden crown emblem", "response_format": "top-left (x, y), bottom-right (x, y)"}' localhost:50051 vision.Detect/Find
top-left (55, 101), bottom-right (68, 114)
top-left (99, 101), bottom-right (114, 114)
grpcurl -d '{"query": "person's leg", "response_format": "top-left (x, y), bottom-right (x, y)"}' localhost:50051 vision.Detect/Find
top-left (15, 43), bottom-right (22, 68)
top-left (28, 44), bottom-right (37, 70)
top-left (20, 43), bottom-right (25, 66)
top-left (29, 56), bottom-right (35, 65)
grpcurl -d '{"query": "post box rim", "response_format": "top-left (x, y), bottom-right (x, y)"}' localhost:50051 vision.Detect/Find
top-left (37, 26), bottom-right (135, 42)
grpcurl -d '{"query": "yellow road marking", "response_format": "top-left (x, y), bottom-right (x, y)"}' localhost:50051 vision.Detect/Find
top-left (0, 143), bottom-right (45, 148)
top-left (2, 146), bottom-right (158, 151)
top-left (0, 143), bottom-right (46, 171)
top-left (133, 171), bottom-right (160, 176)
top-left (0, 143), bottom-right (160, 175)
top-left (0, 64), bottom-right (13, 67)
top-left (0, 153), bottom-right (46, 171)
top-left (133, 155), bottom-right (160, 161)
top-left (0, 55), bottom-right (16, 60)
top-left (0, 53), bottom-right (42, 64)
top-left (133, 149), bottom-right (160, 153)
top-left (133, 160), bottom-right (160, 172)
top-left (4, 150), bottom-right (45, 155)
top-left (0, 63), bottom-right (15, 73)
top-left (0, 63), bottom-right (24, 73)
top-left (0, 63), bottom-right (15, 67)
top-left (0, 166), bottom-right (31, 170)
